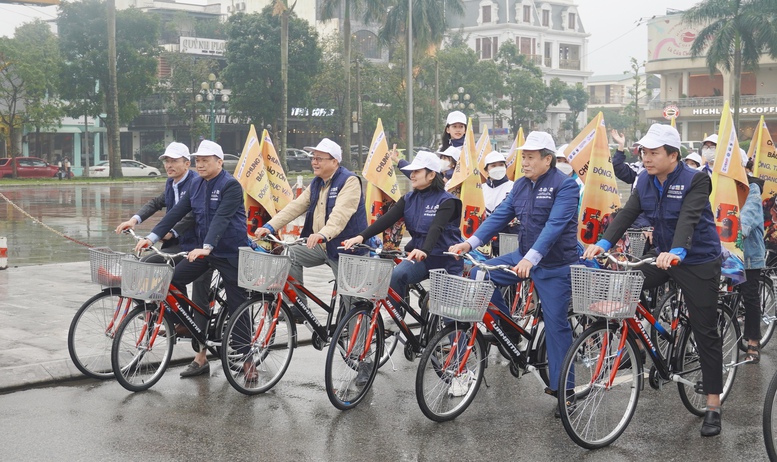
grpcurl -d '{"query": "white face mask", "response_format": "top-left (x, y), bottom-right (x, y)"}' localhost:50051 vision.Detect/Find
top-left (488, 166), bottom-right (507, 181)
top-left (438, 158), bottom-right (451, 171)
top-left (557, 163), bottom-right (573, 176)
top-left (702, 146), bottom-right (716, 164)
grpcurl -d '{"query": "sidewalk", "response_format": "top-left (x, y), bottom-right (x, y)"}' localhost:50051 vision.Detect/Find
top-left (0, 260), bottom-right (343, 392)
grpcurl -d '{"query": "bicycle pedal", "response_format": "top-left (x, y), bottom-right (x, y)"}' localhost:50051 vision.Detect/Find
top-left (694, 381), bottom-right (704, 394)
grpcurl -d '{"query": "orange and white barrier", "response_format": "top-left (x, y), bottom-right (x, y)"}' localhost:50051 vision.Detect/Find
top-left (0, 237), bottom-right (7, 270)
top-left (294, 175), bottom-right (304, 198)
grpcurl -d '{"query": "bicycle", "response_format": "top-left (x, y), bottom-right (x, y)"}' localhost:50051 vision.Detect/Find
top-left (110, 230), bottom-right (230, 392)
top-left (556, 252), bottom-right (741, 449)
top-left (414, 252), bottom-right (590, 422)
top-left (219, 236), bottom-right (407, 395)
top-left (324, 244), bottom-right (441, 410)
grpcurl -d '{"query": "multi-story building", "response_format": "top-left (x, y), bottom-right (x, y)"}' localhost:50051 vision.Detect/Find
top-left (645, 11), bottom-right (777, 144)
top-left (446, 0), bottom-right (592, 144)
top-left (587, 73), bottom-right (657, 110)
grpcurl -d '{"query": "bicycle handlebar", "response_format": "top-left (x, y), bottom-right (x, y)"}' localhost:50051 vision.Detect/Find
top-left (594, 251), bottom-right (681, 269)
top-left (123, 228), bottom-right (187, 261)
top-left (252, 233), bottom-right (307, 247)
top-left (337, 243), bottom-right (409, 259)
top-left (443, 251), bottom-right (518, 276)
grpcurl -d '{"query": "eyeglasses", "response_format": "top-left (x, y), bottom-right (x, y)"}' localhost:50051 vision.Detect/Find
top-left (311, 156), bottom-right (334, 163)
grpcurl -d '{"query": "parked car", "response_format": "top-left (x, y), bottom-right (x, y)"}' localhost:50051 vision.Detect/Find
top-left (286, 148), bottom-right (312, 172)
top-left (191, 153), bottom-right (240, 174)
top-left (0, 157), bottom-right (60, 178)
top-left (89, 159), bottom-right (162, 177)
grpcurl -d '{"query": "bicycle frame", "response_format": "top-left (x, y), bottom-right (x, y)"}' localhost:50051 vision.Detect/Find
top-left (375, 284), bottom-right (434, 355)
top-left (282, 274), bottom-right (341, 347)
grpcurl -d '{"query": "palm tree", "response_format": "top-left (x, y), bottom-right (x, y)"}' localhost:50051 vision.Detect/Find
top-left (684, 0), bottom-right (777, 129)
top-left (320, 0), bottom-right (384, 167)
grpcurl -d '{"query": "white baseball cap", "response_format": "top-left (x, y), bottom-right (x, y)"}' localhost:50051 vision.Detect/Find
top-left (436, 146), bottom-right (462, 162)
top-left (555, 144), bottom-right (569, 159)
top-left (636, 124), bottom-right (681, 150)
top-left (446, 111), bottom-right (467, 126)
top-left (304, 138), bottom-right (342, 162)
top-left (483, 150), bottom-right (506, 166)
top-left (517, 131), bottom-right (556, 152)
top-left (191, 139), bottom-right (224, 159)
top-left (685, 152), bottom-right (702, 165)
top-left (401, 150), bottom-right (441, 173)
top-left (159, 142), bottom-right (190, 160)
top-left (703, 134), bottom-right (719, 145)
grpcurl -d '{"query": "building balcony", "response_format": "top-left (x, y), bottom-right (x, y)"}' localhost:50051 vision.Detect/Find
top-left (559, 59), bottom-right (581, 70)
top-left (544, 57), bottom-right (552, 67)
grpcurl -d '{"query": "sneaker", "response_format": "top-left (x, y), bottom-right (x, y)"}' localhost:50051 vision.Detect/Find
top-left (354, 360), bottom-right (373, 387)
top-left (448, 373), bottom-right (472, 397)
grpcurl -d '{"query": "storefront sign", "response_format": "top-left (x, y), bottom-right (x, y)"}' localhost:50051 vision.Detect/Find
top-left (691, 106), bottom-right (777, 116)
top-left (180, 37), bottom-right (226, 57)
top-left (663, 105), bottom-right (680, 119)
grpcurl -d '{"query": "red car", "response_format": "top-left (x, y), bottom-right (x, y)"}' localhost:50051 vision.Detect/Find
top-left (0, 157), bottom-right (61, 178)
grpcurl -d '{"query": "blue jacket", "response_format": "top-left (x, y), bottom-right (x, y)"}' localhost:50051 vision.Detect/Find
top-left (163, 173), bottom-right (198, 251)
top-left (404, 189), bottom-right (462, 256)
top-left (151, 169), bottom-right (247, 261)
top-left (605, 162), bottom-right (720, 265)
top-left (469, 168), bottom-right (579, 268)
top-left (742, 182), bottom-right (766, 269)
top-left (302, 166), bottom-right (368, 260)
top-left (612, 149), bottom-right (651, 229)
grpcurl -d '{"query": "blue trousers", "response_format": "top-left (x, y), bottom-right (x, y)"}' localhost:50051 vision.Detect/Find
top-left (390, 255), bottom-right (463, 311)
top-left (469, 252), bottom-right (573, 392)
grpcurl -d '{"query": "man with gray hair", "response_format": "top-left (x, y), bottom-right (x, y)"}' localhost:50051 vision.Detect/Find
top-left (449, 131), bottom-right (579, 413)
top-left (254, 138), bottom-right (368, 321)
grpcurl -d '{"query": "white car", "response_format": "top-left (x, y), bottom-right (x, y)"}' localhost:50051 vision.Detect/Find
top-left (89, 160), bottom-right (162, 177)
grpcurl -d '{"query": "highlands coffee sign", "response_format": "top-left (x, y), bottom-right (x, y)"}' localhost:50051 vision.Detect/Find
top-left (690, 106), bottom-right (777, 117)
top-left (180, 37), bottom-right (226, 57)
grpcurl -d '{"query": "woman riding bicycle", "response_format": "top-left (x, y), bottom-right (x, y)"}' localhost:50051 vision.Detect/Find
top-left (342, 150), bottom-right (463, 328)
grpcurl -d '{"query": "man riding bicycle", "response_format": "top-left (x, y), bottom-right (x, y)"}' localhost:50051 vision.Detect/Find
top-left (254, 138), bottom-right (368, 321)
top-left (583, 123), bottom-right (724, 437)
top-left (449, 131), bottom-right (580, 413)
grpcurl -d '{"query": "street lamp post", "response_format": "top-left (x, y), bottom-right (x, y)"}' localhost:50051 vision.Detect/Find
top-left (195, 73), bottom-right (229, 141)
top-left (449, 86), bottom-right (475, 117)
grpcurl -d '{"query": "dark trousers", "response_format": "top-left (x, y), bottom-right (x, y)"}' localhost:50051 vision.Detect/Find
top-left (640, 257), bottom-right (723, 394)
top-left (742, 268), bottom-right (762, 342)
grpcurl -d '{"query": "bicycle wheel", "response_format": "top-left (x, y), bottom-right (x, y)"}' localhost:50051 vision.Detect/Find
top-left (557, 321), bottom-right (642, 449)
top-left (111, 304), bottom-right (174, 392)
top-left (325, 305), bottom-right (383, 410)
top-left (676, 303), bottom-right (739, 416)
top-left (415, 323), bottom-right (486, 422)
top-left (763, 370), bottom-right (777, 460)
top-left (221, 294), bottom-right (296, 395)
top-left (758, 275), bottom-right (776, 348)
top-left (68, 288), bottom-right (137, 379)
top-left (380, 330), bottom-right (399, 368)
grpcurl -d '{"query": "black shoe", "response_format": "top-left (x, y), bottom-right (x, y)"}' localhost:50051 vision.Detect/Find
top-left (354, 361), bottom-right (373, 387)
top-left (554, 390), bottom-right (577, 418)
top-left (180, 360), bottom-right (210, 378)
top-left (700, 410), bottom-right (722, 437)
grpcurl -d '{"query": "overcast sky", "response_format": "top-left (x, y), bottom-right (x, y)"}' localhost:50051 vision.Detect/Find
top-left (0, 0), bottom-right (704, 76)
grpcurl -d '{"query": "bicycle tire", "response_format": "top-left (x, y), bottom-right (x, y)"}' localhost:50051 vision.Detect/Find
top-left (68, 288), bottom-right (138, 379)
top-left (757, 275), bottom-right (776, 349)
top-left (763, 370), bottom-right (777, 460)
top-left (557, 320), bottom-right (642, 449)
top-left (676, 303), bottom-right (739, 416)
top-left (325, 305), bottom-right (383, 410)
top-left (221, 294), bottom-right (296, 395)
top-left (111, 304), bottom-right (174, 392)
top-left (415, 323), bottom-right (486, 422)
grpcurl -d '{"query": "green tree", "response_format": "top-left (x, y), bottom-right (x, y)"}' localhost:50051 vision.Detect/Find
top-left (497, 42), bottom-right (552, 133)
top-left (622, 57), bottom-right (649, 143)
top-left (58, 0), bottom-right (160, 177)
top-left (562, 82), bottom-right (589, 135)
top-left (684, 0), bottom-right (777, 129)
top-left (0, 21), bottom-right (63, 172)
top-left (159, 52), bottom-right (220, 148)
top-left (223, 7), bottom-right (321, 159)
top-left (320, 0), bottom-right (386, 167)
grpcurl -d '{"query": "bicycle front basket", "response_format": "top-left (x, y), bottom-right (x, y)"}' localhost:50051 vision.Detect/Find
top-left (337, 254), bottom-right (394, 300)
top-left (625, 230), bottom-right (647, 257)
top-left (237, 247), bottom-right (291, 293)
top-left (120, 259), bottom-right (174, 302)
top-left (89, 247), bottom-right (128, 287)
top-left (570, 265), bottom-right (644, 319)
top-left (498, 233), bottom-right (519, 255)
top-left (428, 269), bottom-right (495, 322)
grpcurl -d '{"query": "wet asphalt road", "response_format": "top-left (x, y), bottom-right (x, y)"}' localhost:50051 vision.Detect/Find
top-left (1, 340), bottom-right (774, 461)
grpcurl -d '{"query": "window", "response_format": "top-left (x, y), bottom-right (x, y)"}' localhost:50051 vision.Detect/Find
top-left (568, 12), bottom-right (576, 30)
top-left (523, 5), bottom-right (531, 23)
top-left (475, 37), bottom-right (499, 60)
top-left (482, 5), bottom-right (491, 23)
top-left (354, 30), bottom-right (381, 60)
top-left (542, 10), bottom-right (549, 27)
